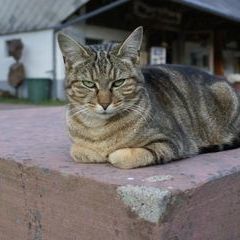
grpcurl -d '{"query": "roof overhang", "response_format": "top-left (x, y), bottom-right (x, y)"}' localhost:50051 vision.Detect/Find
top-left (172, 0), bottom-right (240, 23)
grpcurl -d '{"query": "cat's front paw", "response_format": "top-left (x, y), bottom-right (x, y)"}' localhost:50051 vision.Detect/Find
top-left (108, 148), bottom-right (154, 169)
top-left (71, 144), bottom-right (106, 163)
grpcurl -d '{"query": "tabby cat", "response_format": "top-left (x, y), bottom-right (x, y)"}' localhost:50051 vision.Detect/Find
top-left (58, 27), bottom-right (240, 169)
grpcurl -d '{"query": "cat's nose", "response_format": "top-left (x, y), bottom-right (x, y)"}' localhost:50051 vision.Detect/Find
top-left (97, 90), bottom-right (112, 110)
top-left (100, 102), bottom-right (110, 110)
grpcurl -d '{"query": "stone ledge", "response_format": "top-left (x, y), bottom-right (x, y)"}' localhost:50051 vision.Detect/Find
top-left (1, 107), bottom-right (240, 240)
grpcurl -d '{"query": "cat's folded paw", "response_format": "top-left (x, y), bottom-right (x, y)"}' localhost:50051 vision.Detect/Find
top-left (108, 148), bottom-right (154, 169)
top-left (71, 144), bottom-right (107, 163)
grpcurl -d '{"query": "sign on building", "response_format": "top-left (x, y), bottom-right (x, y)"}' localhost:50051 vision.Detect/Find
top-left (150, 47), bottom-right (166, 65)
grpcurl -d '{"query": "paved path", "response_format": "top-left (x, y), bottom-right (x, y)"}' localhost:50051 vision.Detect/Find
top-left (0, 103), bottom-right (38, 110)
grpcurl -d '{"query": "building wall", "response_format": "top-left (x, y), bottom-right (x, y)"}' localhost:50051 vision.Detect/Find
top-left (184, 41), bottom-right (214, 74)
top-left (0, 29), bottom-right (53, 97)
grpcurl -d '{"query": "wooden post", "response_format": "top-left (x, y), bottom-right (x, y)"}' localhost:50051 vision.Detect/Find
top-left (175, 31), bottom-right (185, 64)
top-left (214, 31), bottom-right (224, 76)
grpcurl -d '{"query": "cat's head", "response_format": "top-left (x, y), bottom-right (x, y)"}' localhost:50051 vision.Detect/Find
top-left (58, 27), bottom-right (144, 119)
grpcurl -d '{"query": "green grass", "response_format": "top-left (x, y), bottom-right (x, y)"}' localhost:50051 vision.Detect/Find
top-left (37, 99), bottom-right (66, 106)
top-left (0, 97), bottom-right (66, 106)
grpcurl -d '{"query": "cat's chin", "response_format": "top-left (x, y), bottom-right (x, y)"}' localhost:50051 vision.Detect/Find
top-left (95, 112), bottom-right (115, 119)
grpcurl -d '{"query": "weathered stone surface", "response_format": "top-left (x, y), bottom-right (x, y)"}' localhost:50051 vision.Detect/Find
top-left (0, 107), bottom-right (240, 240)
top-left (117, 185), bottom-right (172, 223)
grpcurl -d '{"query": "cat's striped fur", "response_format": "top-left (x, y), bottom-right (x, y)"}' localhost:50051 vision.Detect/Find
top-left (58, 27), bottom-right (240, 169)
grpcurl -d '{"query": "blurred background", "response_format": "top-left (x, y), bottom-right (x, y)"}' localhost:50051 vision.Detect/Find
top-left (0, 0), bottom-right (240, 104)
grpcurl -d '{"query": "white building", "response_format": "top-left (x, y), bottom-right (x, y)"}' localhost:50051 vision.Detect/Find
top-left (0, 0), bottom-right (129, 99)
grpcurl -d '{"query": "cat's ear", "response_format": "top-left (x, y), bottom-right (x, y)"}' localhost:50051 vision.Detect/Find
top-left (57, 32), bottom-right (90, 64)
top-left (116, 26), bottom-right (143, 63)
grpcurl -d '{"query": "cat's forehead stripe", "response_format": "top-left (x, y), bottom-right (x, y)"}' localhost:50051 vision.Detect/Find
top-left (90, 42), bottom-right (115, 52)
top-left (72, 42), bottom-right (131, 81)
top-left (91, 49), bottom-right (113, 79)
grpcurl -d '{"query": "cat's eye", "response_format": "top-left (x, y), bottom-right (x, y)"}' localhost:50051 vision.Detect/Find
top-left (112, 79), bottom-right (125, 88)
top-left (82, 81), bottom-right (96, 88)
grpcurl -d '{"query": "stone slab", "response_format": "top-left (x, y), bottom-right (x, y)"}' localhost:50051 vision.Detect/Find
top-left (0, 107), bottom-right (240, 240)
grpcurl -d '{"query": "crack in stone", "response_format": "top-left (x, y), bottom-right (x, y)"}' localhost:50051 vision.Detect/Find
top-left (17, 163), bottom-right (43, 240)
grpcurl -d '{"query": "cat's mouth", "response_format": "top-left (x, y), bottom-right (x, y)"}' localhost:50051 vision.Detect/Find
top-left (95, 110), bottom-right (116, 119)
top-left (97, 111), bottom-right (114, 115)
top-left (95, 106), bottom-right (115, 116)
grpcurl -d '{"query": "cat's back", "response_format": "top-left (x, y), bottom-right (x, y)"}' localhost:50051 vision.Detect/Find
top-left (141, 64), bottom-right (240, 146)
top-left (141, 64), bottom-right (232, 106)
top-left (141, 64), bottom-right (220, 89)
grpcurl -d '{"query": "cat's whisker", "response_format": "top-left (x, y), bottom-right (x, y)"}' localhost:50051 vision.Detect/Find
top-left (131, 105), bottom-right (154, 121)
top-left (68, 107), bottom-right (82, 115)
top-left (131, 105), bottom-right (153, 122)
top-left (70, 111), bottom-right (86, 118)
top-left (127, 106), bottom-right (148, 122)
top-left (66, 103), bottom-right (81, 107)
top-left (69, 108), bottom-right (89, 118)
